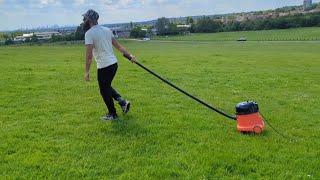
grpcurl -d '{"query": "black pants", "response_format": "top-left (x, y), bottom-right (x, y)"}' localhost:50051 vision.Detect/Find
top-left (98, 63), bottom-right (121, 115)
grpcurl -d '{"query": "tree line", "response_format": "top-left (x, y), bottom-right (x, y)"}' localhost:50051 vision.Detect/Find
top-left (155, 12), bottom-right (320, 35)
top-left (50, 25), bottom-right (85, 42)
top-left (2, 11), bottom-right (320, 45)
top-left (0, 25), bottom-right (85, 45)
top-left (224, 12), bottom-right (320, 32)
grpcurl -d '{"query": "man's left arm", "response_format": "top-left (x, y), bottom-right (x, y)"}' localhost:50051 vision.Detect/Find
top-left (112, 37), bottom-right (136, 63)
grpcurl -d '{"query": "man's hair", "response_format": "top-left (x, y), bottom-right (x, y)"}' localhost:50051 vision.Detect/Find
top-left (82, 9), bottom-right (99, 23)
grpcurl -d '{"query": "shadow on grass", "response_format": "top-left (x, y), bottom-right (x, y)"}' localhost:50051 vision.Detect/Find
top-left (240, 131), bottom-right (269, 137)
top-left (102, 115), bottom-right (150, 138)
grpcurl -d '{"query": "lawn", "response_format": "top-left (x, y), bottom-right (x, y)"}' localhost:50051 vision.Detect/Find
top-left (154, 27), bottom-right (320, 41)
top-left (1, 40), bottom-right (319, 178)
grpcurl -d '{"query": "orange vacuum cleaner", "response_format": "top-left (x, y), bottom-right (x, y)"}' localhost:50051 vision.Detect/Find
top-left (236, 101), bottom-right (265, 134)
top-left (124, 54), bottom-right (266, 134)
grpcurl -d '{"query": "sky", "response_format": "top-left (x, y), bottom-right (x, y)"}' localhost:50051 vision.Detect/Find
top-left (0, 0), bottom-right (320, 31)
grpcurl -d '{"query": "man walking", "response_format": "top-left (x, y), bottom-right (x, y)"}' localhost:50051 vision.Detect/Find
top-left (82, 9), bottom-right (136, 120)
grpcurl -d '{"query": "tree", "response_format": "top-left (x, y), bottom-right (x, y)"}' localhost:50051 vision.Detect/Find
top-left (156, 17), bottom-right (184, 35)
top-left (11, 32), bottom-right (22, 38)
top-left (31, 34), bottom-right (38, 42)
top-left (3, 34), bottom-right (10, 40)
top-left (65, 33), bottom-right (76, 41)
top-left (130, 21), bottom-right (134, 29)
top-left (186, 17), bottom-right (194, 25)
top-left (195, 16), bottom-right (222, 33)
top-left (25, 37), bottom-right (31, 43)
top-left (156, 17), bottom-right (170, 35)
top-left (5, 39), bottom-right (14, 45)
top-left (50, 34), bottom-right (65, 42)
top-left (3, 33), bottom-right (13, 45)
top-left (75, 24), bottom-right (85, 40)
top-left (167, 24), bottom-right (180, 35)
top-left (130, 27), bottom-right (147, 38)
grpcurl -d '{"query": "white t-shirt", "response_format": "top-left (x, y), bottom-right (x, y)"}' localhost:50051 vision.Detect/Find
top-left (85, 25), bottom-right (117, 69)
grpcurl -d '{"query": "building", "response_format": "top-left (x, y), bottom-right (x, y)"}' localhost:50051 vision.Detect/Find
top-left (14, 33), bottom-right (33, 42)
top-left (304, 0), bottom-right (313, 10)
top-left (14, 31), bottom-right (61, 42)
top-left (110, 26), bottom-right (131, 38)
top-left (177, 24), bottom-right (191, 28)
top-left (34, 32), bottom-right (61, 40)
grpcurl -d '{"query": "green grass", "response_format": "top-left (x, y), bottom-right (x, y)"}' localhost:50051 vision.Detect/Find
top-left (1, 40), bottom-right (319, 178)
top-left (154, 27), bottom-right (320, 41)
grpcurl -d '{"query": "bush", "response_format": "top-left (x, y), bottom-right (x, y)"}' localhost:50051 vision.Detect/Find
top-left (5, 39), bottom-right (14, 45)
top-left (195, 16), bottom-right (222, 33)
top-left (130, 27), bottom-right (147, 38)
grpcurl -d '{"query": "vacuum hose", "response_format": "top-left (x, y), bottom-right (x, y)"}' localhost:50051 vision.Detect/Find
top-left (123, 53), bottom-right (236, 121)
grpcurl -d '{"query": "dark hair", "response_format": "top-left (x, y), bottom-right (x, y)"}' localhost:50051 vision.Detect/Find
top-left (83, 9), bottom-right (99, 23)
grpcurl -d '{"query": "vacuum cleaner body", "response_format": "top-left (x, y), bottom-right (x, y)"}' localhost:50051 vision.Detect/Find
top-left (236, 101), bottom-right (265, 134)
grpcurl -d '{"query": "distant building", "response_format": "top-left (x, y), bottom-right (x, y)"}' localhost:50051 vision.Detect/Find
top-left (34, 32), bottom-right (61, 40)
top-left (14, 33), bottom-right (33, 42)
top-left (177, 24), bottom-right (191, 28)
top-left (14, 31), bottom-right (61, 42)
top-left (304, 0), bottom-right (312, 10)
top-left (111, 27), bottom-right (131, 38)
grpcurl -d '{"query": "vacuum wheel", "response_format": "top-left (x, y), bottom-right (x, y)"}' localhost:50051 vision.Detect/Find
top-left (253, 126), bottom-right (262, 134)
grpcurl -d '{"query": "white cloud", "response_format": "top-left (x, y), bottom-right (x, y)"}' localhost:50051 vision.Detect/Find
top-left (74, 0), bottom-right (86, 5)
top-left (102, 0), bottom-right (182, 9)
top-left (39, 0), bottom-right (60, 5)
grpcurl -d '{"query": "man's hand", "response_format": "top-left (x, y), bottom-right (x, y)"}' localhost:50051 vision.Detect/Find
top-left (84, 72), bottom-right (90, 81)
top-left (129, 55), bottom-right (137, 63)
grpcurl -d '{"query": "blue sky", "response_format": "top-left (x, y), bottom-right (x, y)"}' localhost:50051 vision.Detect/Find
top-left (0, 0), bottom-right (319, 31)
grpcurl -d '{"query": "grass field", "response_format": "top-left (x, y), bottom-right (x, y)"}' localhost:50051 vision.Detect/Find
top-left (154, 27), bottom-right (320, 41)
top-left (1, 40), bottom-right (320, 178)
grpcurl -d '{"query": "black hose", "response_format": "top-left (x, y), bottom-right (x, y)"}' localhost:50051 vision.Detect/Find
top-left (123, 54), bottom-right (236, 121)
top-left (261, 114), bottom-right (294, 141)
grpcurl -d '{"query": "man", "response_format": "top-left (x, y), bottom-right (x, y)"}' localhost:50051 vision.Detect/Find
top-left (82, 9), bottom-right (136, 121)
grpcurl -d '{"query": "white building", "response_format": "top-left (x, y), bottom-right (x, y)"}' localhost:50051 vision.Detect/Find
top-left (14, 33), bottom-right (33, 42)
top-left (177, 24), bottom-right (191, 28)
top-left (14, 31), bottom-right (61, 42)
top-left (110, 27), bottom-right (131, 38)
top-left (35, 32), bottom-right (61, 40)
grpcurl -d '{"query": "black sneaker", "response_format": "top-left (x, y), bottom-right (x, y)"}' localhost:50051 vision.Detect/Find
top-left (120, 100), bottom-right (131, 114)
top-left (101, 114), bottom-right (118, 121)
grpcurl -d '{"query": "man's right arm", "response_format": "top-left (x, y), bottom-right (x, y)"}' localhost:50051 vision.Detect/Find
top-left (84, 32), bottom-right (93, 81)
top-left (84, 44), bottom-right (93, 81)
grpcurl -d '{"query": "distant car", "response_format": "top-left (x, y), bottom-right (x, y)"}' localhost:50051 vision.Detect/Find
top-left (237, 37), bottom-right (247, 41)
top-left (143, 38), bottom-right (151, 41)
